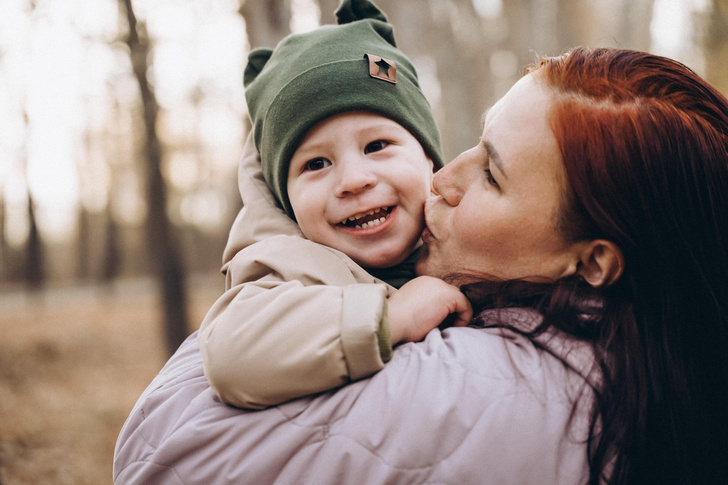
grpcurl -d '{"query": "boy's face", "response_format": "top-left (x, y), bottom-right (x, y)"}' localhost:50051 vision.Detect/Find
top-left (287, 111), bottom-right (434, 268)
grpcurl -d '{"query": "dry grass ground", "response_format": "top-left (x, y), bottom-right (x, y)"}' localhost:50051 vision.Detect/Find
top-left (0, 275), bottom-right (222, 485)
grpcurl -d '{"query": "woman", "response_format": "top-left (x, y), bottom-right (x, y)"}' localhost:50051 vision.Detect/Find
top-left (419, 47), bottom-right (728, 484)
top-left (114, 48), bottom-right (728, 485)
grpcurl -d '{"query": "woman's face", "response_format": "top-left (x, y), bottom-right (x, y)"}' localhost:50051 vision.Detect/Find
top-left (416, 74), bottom-right (584, 286)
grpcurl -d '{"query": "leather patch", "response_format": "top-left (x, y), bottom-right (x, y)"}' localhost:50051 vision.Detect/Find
top-left (365, 54), bottom-right (397, 84)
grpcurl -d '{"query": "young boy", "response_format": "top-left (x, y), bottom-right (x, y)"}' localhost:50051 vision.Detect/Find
top-left (198, 0), bottom-right (471, 409)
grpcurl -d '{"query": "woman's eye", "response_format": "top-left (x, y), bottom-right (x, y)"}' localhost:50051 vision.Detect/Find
top-left (304, 158), bottom-right (331, 171)
top-left (364, 140), bottom-right (390, 154)
top-left (484, 168), bottom-right (499, 188)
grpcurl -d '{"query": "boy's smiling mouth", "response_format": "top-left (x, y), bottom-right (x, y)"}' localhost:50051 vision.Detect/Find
top-left (338, 206), bottom-right (393, 229)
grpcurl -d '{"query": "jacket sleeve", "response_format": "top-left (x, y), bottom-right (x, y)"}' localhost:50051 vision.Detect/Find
top-left (220, 130), bottom-right (303, 274)
top-left (198, 234), bottom-right (394, 410)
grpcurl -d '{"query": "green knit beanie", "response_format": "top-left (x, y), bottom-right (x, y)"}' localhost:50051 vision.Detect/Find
top-left (244, 0), bottom-right (444, 218)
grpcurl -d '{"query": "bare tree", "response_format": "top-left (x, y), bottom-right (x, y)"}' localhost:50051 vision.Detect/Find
top-left (25, 192), bottom-right (43, 291)
top-left (121, 0), bottom-right (190, 355)
top-left (76, 206), bottom-right (92, 280)
top-left (19, 107), bottom-right (44, 292)
top-left (0, 189), bottom-right (6, 282)
top-left (702, 0), bottom-right (728, 95)
top-left (616, 0), bottom-right (654, 51)
top-left (101, 97), bottom-right (129, 286)
top-left (240, 0), bottom-right (292, 48)
top-left (101, 208), bottom-right (121, 284)
top-left (316, 0), bottom-right (339, 24)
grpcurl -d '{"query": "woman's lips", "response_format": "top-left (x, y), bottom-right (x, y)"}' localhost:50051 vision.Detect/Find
top-left (422, 196), bottom-right (439, 242)
top-left (421, 226), bottom-right (435, 242)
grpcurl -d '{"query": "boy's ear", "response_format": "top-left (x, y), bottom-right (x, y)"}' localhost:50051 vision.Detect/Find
top-left (576, 239), bottom-right (625, 288)
top-left (244, 48), bottom-right (273, 87)
top-left (336, 0), bottom-right (387, 25)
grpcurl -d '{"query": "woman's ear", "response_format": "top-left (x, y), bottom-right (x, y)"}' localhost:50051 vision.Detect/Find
top-left (576, 239), bottom-right (625, 287)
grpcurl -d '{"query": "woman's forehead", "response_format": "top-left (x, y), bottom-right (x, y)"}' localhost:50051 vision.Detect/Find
top-left (483, 77), bottom-right (554, 151)
top-left (483, 74), bottom-right (538, 111)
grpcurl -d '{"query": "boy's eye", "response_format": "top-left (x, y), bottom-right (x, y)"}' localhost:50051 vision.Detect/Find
top-left (364, 140), bottom-right (390, 154)
top-left (304, 158), bottom-right (332, 171)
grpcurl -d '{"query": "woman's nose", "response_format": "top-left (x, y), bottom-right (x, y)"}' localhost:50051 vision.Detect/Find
top-left (432, 155), bottom-right (466, 206)
top-left (335, 158), bottom-right (378, 197)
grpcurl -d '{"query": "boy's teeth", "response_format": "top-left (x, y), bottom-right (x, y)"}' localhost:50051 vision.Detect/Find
top-left (342, 207), bottom-right (387, 224)
top-left (354, 216), bottom-right (387, 229)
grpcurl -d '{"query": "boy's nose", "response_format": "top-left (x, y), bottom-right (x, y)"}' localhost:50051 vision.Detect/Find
top-left (335, 159), bottom-right (378, 197)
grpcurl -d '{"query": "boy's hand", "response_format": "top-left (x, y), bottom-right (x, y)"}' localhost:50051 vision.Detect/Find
top-left (387, 276), bottom-right (473, 345)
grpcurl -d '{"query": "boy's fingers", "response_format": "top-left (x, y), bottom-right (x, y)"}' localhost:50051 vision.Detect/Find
top-left (440, 293), bottom-right (472, 328)
top-left (453, 294), bottom-right (473, 326)
top-left (451, 312), bottom-right (471, 327)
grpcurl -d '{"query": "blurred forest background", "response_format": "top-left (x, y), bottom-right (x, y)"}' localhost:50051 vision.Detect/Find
top-left (0, 0), bottom-right (726, 483)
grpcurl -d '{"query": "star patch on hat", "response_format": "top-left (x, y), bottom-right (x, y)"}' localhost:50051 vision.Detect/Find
top-left (365, 54), bottom-right (396, 84)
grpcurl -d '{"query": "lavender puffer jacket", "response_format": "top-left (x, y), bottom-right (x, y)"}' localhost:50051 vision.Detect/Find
top-left (113, 317), bottom-right (595, 485)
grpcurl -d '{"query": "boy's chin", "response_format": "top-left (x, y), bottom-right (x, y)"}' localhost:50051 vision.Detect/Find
top-left (355, 251), bottom-right (408, 270)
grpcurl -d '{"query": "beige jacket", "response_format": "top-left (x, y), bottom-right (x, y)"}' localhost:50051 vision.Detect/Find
top-left (198, 133), bottom-right (398, 410)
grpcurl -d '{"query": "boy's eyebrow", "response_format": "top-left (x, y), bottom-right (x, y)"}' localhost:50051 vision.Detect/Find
top-left (292, 139), bottom-right (329, 159)
top-left (295, 141), bottom-right (324, 154)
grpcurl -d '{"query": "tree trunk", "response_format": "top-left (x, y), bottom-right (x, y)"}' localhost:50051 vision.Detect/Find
top-left (25, 193), bottom-right (44, 291)
top-left (101, 209), bottom-right (121, 284)
top-left (315, 0), bottom-right (339, 24)
top-left (618, 0), bottom-right (654, 51)
top-left (703, 0), bottom-right (728, 95)
top-left (121, 0), bottom-right (189, 355)
top-left (239, 0), bottom-right (292, 48)
top-left (0, 190), bottom-right (6, 281)
top-left (76, 206), bottom-right (92, 280)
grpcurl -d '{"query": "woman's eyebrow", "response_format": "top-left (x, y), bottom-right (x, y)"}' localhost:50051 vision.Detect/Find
top-left (483, 140), bottom-right (507, 178)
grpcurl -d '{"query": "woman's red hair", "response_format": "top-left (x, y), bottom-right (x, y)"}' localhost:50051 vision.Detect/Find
top-left (534, 48), bottom-right (728, 485)
top-left (469, 48), bottom-right (728, 484)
